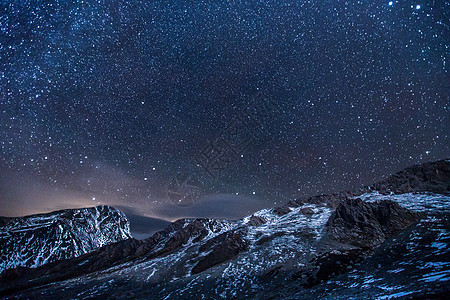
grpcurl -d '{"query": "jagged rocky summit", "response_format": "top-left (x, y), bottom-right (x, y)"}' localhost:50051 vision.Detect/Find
top-left (0, 205), bottom-right (131, 273)
top-left (0, 159), bottom-right (449, 299)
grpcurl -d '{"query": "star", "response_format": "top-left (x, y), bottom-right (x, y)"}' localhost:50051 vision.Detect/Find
top-left (0, 0), bottom-right (447, 224)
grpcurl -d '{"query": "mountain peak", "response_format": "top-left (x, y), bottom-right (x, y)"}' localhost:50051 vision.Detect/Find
top-left (0, 205), bottom-right (132, 273)
top-left (366, 159), bottom-right (450, 195)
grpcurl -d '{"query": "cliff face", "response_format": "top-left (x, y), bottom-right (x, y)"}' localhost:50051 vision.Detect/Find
top-left (0, 205), bottom-right (131, 273)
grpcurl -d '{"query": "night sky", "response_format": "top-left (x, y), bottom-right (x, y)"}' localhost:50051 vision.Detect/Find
top-left (0, 1), bottom-right (449, 237)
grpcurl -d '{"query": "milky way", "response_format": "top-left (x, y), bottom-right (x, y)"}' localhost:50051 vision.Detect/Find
top-left (0, 1), bottom-right (448, 226)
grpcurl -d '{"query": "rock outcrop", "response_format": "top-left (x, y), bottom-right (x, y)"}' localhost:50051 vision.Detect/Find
top-left (192, 231), bottom-right (249, 274)
top-left (324, 198), bottom-right (421, 248)
top-left (366, 159), bottom-right (450, 195)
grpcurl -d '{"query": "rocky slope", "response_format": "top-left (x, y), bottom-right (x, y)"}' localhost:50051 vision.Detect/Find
top-left (0, 205), bottom-right (132, 273)
top-left (0, 159), bottom-right (448, 299)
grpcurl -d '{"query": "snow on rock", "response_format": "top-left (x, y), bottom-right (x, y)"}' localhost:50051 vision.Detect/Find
top-left (1, 158), bottom-right (449, 299)
top-left (356, 192), bottom-right (450, 212)
top-left (0, 205), bottom-right (131, 272)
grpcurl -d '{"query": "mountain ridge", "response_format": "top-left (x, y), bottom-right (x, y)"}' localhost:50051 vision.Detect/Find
top-left (0, 159), bottom-right (449, 299)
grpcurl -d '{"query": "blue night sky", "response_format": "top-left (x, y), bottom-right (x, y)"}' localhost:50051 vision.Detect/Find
top-left (0, 1), bottom-right (448, 236)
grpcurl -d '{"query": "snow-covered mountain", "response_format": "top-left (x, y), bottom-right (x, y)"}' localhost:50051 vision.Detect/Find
top-left (0, 159), bottom-right (448, 299)
top-left (0, 205), bottom-right (131, 273)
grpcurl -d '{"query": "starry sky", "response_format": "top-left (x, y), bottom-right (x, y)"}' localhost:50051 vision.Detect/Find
top-left (0, 1), bottom-right (449, 237)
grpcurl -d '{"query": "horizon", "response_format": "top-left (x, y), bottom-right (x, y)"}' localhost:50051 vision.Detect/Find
top-left (1, 1), bottom-right (449, 239)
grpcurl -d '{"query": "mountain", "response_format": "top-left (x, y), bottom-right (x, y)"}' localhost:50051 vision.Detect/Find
top-left (0, 159), bottom-right (449, 299)
top-left (0, 205), bottom-right (132, 273)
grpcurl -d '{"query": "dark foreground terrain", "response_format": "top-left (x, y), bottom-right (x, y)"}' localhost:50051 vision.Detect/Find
top-left (0, 159), bottom-right (449, 299)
